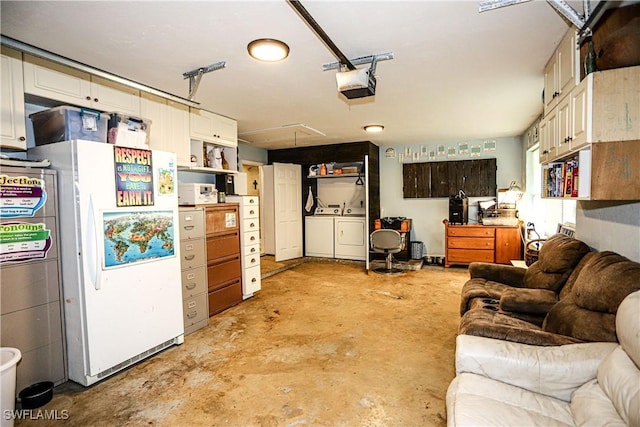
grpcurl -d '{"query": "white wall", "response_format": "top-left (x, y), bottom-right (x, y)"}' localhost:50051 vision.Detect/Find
top-left (576, 201), bottom-right (640, 262)
top-left (379, 136), bottom-right (522, 257)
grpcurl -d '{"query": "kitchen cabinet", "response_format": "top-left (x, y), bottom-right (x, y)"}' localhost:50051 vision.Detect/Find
top-left (178, 207), bottom-right (208, 335)
top-left (23, 54), bottom-right (140, 116)
top-left (227, 195), bottom-right (261, 299)
top-left (1, 46), bottom-right (27, 150)
top-left (539, 99), bottom-right (559, 163)
top-left (141, 93), bottom-right (191, 167)
top-left (543, 29), bottom-right (579, 115)
top-left (187, 139), bottom-right (238, 173)
top-left (443, 220), bottom-right (522, 268)
top-left (190, 107), bottom-right (238, 146)
top-left (205, 203), bottom-right (242, 316)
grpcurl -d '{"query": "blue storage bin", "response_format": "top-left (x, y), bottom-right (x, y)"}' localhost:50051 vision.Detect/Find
top-left (30, 106), bottom-right (109, 145)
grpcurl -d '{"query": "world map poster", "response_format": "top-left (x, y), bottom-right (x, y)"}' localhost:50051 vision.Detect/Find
top-left (102, 210), bottom-right (175, 269)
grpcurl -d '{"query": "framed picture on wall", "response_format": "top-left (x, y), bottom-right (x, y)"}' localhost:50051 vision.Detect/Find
top-left (459, 142), bottom-right (469, 155)
top-left (437, 144), bottom-right (445, 157)
top-left (470, 144), bottom-right (481, 157)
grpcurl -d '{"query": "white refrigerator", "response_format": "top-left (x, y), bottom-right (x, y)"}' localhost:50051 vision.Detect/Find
top-left (29, 140), bottom-right (184, 386)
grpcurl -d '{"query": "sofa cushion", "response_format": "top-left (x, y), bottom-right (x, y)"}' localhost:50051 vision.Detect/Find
top-left (543, 298), bottom-right (617, 342)
top-left (572, 251), bottom-right (640, 314)
top-left (459, 309), bottom-right (582, 346)
top-left (459, 278), bottom-right (510, 315)
top-left (597, 347), bottom-right (640, 426)
top-left (618, 290), bottom-right (640, 370)
top-left (500, 288), bottom-right (558, 315)
top-left (522, 234), bottom-right (591, 292)
top-left (570, 380), bottom-right (626, 426)
top-left (446, 373), bottom-right (574, 427)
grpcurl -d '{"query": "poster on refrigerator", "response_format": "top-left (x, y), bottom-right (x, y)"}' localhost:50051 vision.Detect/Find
top-left (0, 221), bottom-right (53, 263)
top-left (113, 147), bottom-right (154, 207)
top-left (0, 173), bottom-right (47, 218)
top-left (102, 210), bottom-right (175, 269)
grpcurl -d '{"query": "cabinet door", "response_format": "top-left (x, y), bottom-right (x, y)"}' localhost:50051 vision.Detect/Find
top-left (23, 53), bottom-right (92, 107)
top-left (90, 76), bottom-right (140, 116)
top-left (570, 76), bottom-right (590, 151)
top-left (141, 92), bottom-right (168, 151)
top-left (543, 55), bottom-right (557, 113)
top-left (540, 108), bottom-right (558, 163)
top-left (1, 47), bottom-right (27, 149)
top-left (495, 227), bottom-right (521, 264)
top-left (166, 101), bottom-right (191, 167)
top-left (190, 108), bottom-right (237, 146)
top-left (556, 95), bottom-right (571, 157)
top-left (212, 113), bottom-right (237, 145)
top-left (556, 30), bottom-right (577, 100)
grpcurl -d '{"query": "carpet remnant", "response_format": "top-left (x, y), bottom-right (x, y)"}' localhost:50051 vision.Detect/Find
top-left (22, 262), bottom-right (467, 427)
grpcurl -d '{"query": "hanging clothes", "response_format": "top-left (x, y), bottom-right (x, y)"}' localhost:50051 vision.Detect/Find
top-left (305, 186), bottom-right (314, 212)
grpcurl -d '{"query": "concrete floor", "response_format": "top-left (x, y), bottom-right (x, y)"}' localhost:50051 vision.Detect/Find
top-left (17, 261), bottom-right (468, 427)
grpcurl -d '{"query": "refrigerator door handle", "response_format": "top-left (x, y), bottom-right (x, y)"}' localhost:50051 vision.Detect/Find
top-left (86, 194), bottom-right (102, 290)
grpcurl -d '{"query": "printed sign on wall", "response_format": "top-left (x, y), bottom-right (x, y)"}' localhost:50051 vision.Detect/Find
top-left (0, 221), bottom-right (52, 263)
top-left (0, 174), bottom-right (47, 218)
top-left (114, 147), bottom-right (154, 207)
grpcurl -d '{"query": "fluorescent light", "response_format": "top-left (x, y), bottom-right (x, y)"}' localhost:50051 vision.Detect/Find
top-left (247, 39), bottom-right (290, 62)
top-left (364, 124), bottom-right (384, 133)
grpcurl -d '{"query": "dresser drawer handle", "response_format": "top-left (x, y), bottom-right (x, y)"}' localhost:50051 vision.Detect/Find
top-left (184, 255), bottom-right (195, 260)
top-left (250, 247), bottom-right (256, 253)
top-left (187, 311), bottom-right (198, 319)
top-left (250, 258), bottom-right (257, 264)
top-left (183, 225), bottom-right (195, 230)
top-left (249, 210), bottom-right (255, 215)
top-left (250, 236), bottom-right (256, 241)
top-left (252, 278), bottom-right (257, 283)
top-left (186, 283), bottom-right (197, 290)
top-left (250, 223), bottom-right (255, 228)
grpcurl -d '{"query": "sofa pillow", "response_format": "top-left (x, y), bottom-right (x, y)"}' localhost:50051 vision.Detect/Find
top-left (543, 298), bottom-right (618, 342)
top-left (522, 234), bottom-right (591, 292)
top-left (572, 251), bottom-right (640, 314)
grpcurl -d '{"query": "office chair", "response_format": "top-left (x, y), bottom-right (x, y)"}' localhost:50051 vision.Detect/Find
top-left (370, 229), bottom-right (404, 275)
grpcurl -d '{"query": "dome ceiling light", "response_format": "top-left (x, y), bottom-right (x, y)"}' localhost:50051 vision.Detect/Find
top-left (364, 125), bottom-right (384, 133)
top-left (247, 39), bottom-right (290, 62)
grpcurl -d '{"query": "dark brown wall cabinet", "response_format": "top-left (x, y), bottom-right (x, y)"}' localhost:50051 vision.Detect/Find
top-left (403, 158), bottom-right (497, 198)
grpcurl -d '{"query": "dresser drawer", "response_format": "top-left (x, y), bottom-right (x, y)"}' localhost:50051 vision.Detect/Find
top-left (243, 230), bottom-right (260, 247)
top-left (178, 208), bottom-right (205, 240)
top-left (448, 237), bottom-right (495, 250)
top-left (206, 205), bottom-right (239, 234)
top-left (242, 217), bottom-right (259, 233)
top-left (181, 266), bottom-right (207, 298)
top-left (180, 238), bottom-right (206, 270)
top-left (208, 257), bottom-right (241, 291)
top-left (244, 265), bottom-right (261, 296)
top-left (209, 281), bottom-right (242, 316)
top-left (448, 226), bottom-right (495, 238)
top-left (241, 204), bottom-right (259, 219)
top-left (206, 231), bottom-right (240, 260)
top-left (447, 249), bottom-right (494, 263)
top-left (244, 252), bottom-right (260, 269)
top-left (245, 243), bottom-right (260, 257)
top-left (183, 293), bottom-right (208, 328)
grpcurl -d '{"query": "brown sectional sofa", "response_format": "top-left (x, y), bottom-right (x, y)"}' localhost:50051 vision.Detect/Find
top-left (457, 234), bottom-right (640, 346)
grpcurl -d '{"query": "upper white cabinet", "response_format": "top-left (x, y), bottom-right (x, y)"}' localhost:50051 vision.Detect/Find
top-left (543, 30), bottom-right (579, 115)
top-left (23, 54), bottom-right (140, 116)
top-left (141, 94), bottom-right (191, 167)
top-left (189, 108), bottom-right (237, 147)
top-left (1, 46), bottom-right (27, 150)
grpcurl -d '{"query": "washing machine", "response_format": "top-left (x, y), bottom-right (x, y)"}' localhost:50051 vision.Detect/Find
top-left (305, 207), bottom-right (341, 258)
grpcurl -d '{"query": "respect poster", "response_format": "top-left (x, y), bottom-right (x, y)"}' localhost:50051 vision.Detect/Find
top-left (114, 147), bottom-right (154, 207)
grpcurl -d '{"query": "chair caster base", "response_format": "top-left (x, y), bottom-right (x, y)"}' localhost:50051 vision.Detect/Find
top-left (372, 267), bottom-right (404, 275)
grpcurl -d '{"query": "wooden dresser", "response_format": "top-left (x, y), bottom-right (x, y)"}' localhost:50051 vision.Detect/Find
top-left (205, 203), bottom-right (242, 316)
top-left (443, 219), bottom-right (522, 268)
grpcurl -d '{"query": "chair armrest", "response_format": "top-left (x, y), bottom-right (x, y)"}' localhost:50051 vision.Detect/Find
top-left (500, 288), bottom-right (558, 315)
top-left (468, 262), bottom-right (526, 287)
top-left (455, 334), bottom-right (617, 401)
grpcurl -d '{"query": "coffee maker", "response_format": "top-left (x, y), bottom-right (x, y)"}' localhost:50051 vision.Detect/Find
top-left (449, 192), bottom-right (468, 224)
top-left (214, 173), bottom-right (235, 195)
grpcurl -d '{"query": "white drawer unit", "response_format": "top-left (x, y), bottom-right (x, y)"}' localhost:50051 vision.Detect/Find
top-left (178, 207), bottom-right (208, 335)
top-left (227, 195), bottom-right (261, 299)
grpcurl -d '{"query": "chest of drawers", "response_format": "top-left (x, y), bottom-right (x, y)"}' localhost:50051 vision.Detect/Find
top-left (227, 195), bottom-right (261, 299)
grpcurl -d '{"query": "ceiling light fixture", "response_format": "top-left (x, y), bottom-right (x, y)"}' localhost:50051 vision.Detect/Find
top-left (247, 39), bottom-right (290, 62)
top-left (364, 125), bottom-right (384, 133)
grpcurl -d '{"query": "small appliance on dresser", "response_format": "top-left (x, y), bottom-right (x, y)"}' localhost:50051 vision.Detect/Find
top-left (227, 195), bottom-right (261, 299)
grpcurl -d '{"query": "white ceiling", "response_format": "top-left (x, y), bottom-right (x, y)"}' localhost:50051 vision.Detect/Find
top-left (1, 1), bottom-right (584, 149)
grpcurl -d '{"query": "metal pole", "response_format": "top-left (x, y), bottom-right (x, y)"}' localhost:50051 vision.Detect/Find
top-left (287, 0), bottom-right (357, 71)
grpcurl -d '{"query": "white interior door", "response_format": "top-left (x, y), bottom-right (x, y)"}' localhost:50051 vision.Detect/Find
top-left (274, 163), bottom-right (302, 261)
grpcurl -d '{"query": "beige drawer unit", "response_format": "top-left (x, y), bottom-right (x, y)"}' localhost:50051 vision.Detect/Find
top-left (178, 207), bottom-right (208, 334)
top-left (227, 195), bottom-right (261, 299)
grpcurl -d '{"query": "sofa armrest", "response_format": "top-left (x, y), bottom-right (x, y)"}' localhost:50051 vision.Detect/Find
top-left (455, 334), bottom-right (617, 401)
top-left (468, 262), bottom-right (526, 287)
top-left (500, 288), bottom-right (558, 316)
